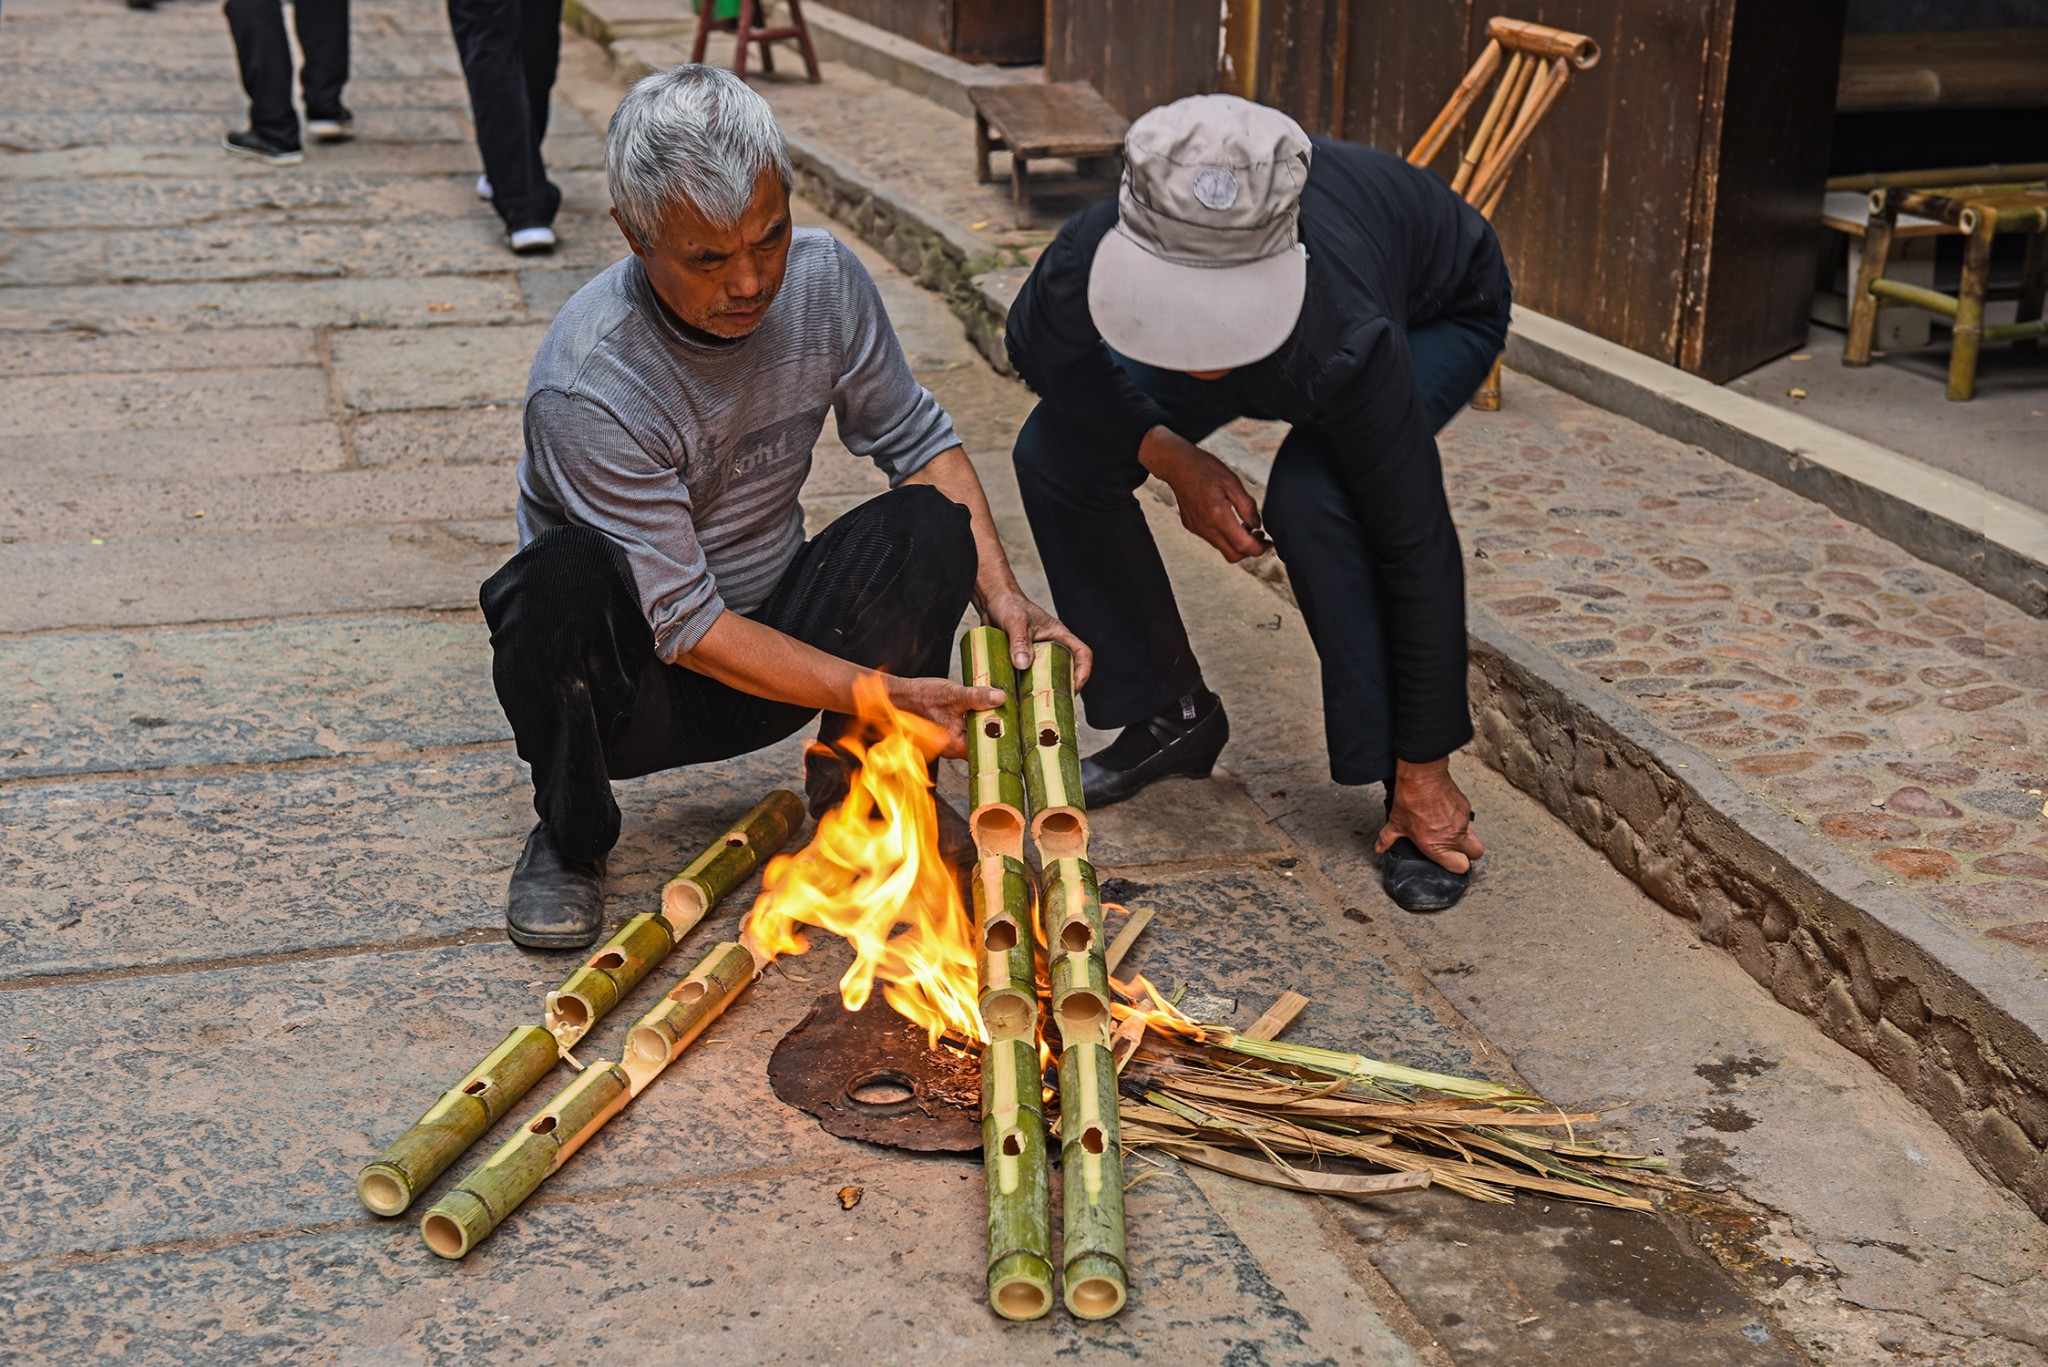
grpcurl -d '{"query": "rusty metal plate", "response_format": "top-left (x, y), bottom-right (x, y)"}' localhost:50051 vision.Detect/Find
top-left (768, 994), bottom-right (982, 1152)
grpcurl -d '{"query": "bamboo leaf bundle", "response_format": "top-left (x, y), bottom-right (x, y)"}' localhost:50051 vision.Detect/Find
top-left (959, 627), bottom-right (1027, 860)
top-left (357, 791), bottom-right (801, 1217)
top-left (1020, 643), bottom-right (1087, 860)
top-left (419, 941), bottom-right (757, 1258)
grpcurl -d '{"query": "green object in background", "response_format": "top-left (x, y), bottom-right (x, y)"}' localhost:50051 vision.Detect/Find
top-left (691, 0), bottom-right (743, 18)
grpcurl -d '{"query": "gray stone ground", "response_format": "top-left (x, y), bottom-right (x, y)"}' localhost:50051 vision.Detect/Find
top-left (2, 3), bottom-right (2045, 1364)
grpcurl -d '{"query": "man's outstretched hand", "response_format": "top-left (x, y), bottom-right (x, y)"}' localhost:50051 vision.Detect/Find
top-left (1374, 757), bottom-right (1485, 873)
top-left (888, 676), bottom-right (1009, 759)
top-left (980, 585), bottom-right (1093, 687)
top-left (1139, 425), bottom-right (1270, 564)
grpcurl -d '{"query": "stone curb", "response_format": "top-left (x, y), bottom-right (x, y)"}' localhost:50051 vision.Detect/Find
top-left (1507, 310), bottom-right (2048, 621)
top-left (804, 2), bottom-right (1030, 120)
top-left (572, 12), bottom-right (2048, 1218)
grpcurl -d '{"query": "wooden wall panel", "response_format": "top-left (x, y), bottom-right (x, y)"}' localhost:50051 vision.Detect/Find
top-left (1045, 0), bottom-right (1218, 117)
top-left (1334, 0), bottom-right (1476, 151)
top-left (827, 0), bottom-right (947, 51)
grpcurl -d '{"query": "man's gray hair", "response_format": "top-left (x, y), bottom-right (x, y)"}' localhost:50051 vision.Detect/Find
top-left (606, 65), bottom-right (793, 242)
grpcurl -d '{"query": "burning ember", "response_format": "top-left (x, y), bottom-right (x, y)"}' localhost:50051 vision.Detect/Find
top-left (742, 675), bottom-right (985, 1048)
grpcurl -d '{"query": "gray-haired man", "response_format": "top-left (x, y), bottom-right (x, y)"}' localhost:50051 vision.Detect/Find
top-left (481, 66), bottom-right (1086, 948)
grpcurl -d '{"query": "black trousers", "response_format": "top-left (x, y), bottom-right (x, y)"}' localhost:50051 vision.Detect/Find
top-left (1013, 306), bottom-right (1507, 786)
top-left (480, 486), bottom-right (977, 863)
top-left (223, 0), bottom-right (350, 149)
top-left (446, 0), bottom-right (563, 232)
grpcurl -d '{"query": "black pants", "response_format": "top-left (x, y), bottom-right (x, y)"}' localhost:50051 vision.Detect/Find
top-left (1013, 305), bottom-right (1507, 786)
top-left (480, 486), bottom-right (977, 862)
top-left (223, 0), bottom-right (350, 149)
top-left (446, 0), bottom-right (563, 232)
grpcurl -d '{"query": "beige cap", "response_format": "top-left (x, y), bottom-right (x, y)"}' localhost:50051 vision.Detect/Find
top-left (1088, 94), bottom-right (1313, 372)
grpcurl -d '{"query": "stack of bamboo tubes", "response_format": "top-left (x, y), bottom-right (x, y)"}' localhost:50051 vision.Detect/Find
top-left (962, 629), bottom-right (1128, 1322)
top-left (354, 790), bottom-right (804, 1256)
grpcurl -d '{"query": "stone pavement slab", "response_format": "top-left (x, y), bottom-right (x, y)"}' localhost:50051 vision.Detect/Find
top-left (0, 276), bottom-right (529, 333)
top-left (331, 325), bottom-right (554, 412)
top-left (1, 423), bottom-right (352, 484)
top-left (351, 406), bottom-right (526, 467)
top-left (0, 365), bottom-right (332, 438)
top-left (0, 326), bottom-right (320, 374)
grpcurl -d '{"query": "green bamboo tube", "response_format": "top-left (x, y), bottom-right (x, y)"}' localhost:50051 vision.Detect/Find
top-left (960, 626), bottom-right (1029, 859)
top-left (982, 1034), bottom-right (1053, 1320)
top-left (1057, 1038), bottom-right (1128, 1319)
top-left (624, 941), bottom-right (758, 1078)
top-left (1021, 642), bottom-right (1088, 860)
top-left (355, 1025), bottom-right (558, 1217)
top-left (973, 854), bottom-right (1037, 1042)
top-left (420, 1059), bottom-right (631, 1258)
top-left (546, 911), bottom-right (675, 1049)
top-left (660, 790), bottom-right (806, 931)
top-left (1042, 857), bottom-right (1111, 1041)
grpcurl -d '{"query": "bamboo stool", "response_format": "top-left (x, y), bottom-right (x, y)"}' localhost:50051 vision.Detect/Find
top-left (1843, 182), bottom-right (2048, 400)
top-left (690, 0), bottom-right (820, 83)
top-left (1405, 16), bottom-right (1601, 411)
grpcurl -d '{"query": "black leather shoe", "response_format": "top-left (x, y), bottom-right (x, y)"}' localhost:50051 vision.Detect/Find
top-left (1379, 837), bottom-right (1471, 913)
top-left (506, 823), bottom-right (607, 949)
top-left (1079, 695), bottom-right (1229, 809)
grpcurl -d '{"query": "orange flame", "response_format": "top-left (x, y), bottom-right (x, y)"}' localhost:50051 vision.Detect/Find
top-left (741, 674), bottom-right (985, 1047)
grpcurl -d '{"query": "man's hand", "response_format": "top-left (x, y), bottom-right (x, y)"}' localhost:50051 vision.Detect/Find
top-left (979, 585), bottom-right (1094, 687)
top-left (1374, 757), bottom-right (1485, 873)
top-left (1139, 425), bottom-right (1270, 564)
top-left (887, 676), bottom-right (1008, 759)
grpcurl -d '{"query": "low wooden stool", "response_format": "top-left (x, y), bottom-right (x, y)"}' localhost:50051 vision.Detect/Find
top-left (969, 82), bottom-right (1128, 226)
top-left (690, 0), bottom-right (820, 83)
top-left (1844, 182), bottom-right (2048, 400)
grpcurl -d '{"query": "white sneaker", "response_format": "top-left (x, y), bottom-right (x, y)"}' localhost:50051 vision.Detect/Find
top-left (476, 174), bottom-right (492, 200)
top-left (306, 117), bottom-right (354, 142)
top-left (508, 225), bottom-right (557, 255)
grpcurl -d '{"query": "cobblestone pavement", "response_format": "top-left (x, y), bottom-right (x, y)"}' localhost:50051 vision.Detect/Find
top-left (5, 3), bottom-right (2047, 1365)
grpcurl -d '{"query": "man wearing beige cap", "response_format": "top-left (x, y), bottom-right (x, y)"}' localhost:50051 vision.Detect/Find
top-left (1006, 94), bottom-right (1510, 913)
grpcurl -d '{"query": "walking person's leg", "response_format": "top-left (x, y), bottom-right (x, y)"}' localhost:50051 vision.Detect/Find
top-left (294, 0), bottom-right (354, 138)
top-left (447, 0), bottom-right (561, 248)
top-left (222, 0), bottom-right (304, 161)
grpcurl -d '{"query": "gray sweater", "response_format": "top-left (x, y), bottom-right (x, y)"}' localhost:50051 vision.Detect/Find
top-left (516, 229), bottom-right (960, 661)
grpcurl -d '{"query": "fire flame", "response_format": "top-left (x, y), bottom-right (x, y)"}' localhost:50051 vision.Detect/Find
top-left (741, 675), bottom-right (985, 1047)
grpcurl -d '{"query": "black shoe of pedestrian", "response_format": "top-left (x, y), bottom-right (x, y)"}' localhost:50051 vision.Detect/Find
top-left (305, 109), bottom-right (354, 142)
top-left (222, 130), bottom-right (303, 166)
top-left (126, 0), bottom-right (155, 9)
top-left (1079, 688), bottom-right (1228, 809)
top-left (1379, 837), bottom-right (1470, 913)
top-left (506, 823), bottom-right (607, 949)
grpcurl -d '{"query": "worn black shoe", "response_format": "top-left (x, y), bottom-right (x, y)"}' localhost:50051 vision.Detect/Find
top-left (305, 108), bottom-right (355, 142)
top-left (506, 823), bottom-right (607, 949)
top-left (222, 129), bottom-right (303, 166)
top-left (1079, 688), bottom-right (1228, 809)
top-left (1379, 837), bottom-right (1471, 913)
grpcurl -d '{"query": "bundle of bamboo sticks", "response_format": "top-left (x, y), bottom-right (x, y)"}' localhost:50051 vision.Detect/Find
top-left (354, 791), bottom-right (804, 1250)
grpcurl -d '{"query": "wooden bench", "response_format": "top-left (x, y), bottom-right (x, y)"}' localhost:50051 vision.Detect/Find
top-left (969, 82), bottom-right (1128, 225)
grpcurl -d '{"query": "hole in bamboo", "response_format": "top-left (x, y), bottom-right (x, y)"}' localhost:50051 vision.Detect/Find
top-left (529, 1114), bottom-right (558, 1135)
top-left (591, 950), bottom-right (626, 971)
top-left (1038, 727), bottom-right (1058, 748)
top-left (981, 990), bottom-right (1032, 1037)
top-left (665, 881), bottom-right (707, 923)
top-left (461, 1079), bottom-right (489, 1097)
top-left (1001, 1129), bottom-right (1024, 1157)
top-left (673, 980), bottom-right (707, 1003)
top-left (1056, 992), bottom-right (1107, 1032)
top-left (1080, 1125), bottom-right (1106, 1155)
top-left (996, 1279), bottom-right (1049, 1319)
top-left (1069, 1276), bottom-right (1122, 1318)
top-left (1058, 919), bottom-right (1093, 953)
top-left (628, 1027), bottom-right (668, 1066)
top-left (983, 719), bottom-right (1003, 739)
top-left (358, 1170), bottom-right (406, 1215)
top-left (421, 1212), bottom-right (466, 1257)
top-left (984, 918), bottom-right (1018, 953)
top-left (973, 806), bottom-right (1023, 858)
top-left (724, 834), bottom-right (748, 848)
top-left (1035, 810), bottom-right (1086, 858)
top-left (845, 1069), bottom-right (918, 1113)
top-left (552, 995), bottom-right (590, 1030)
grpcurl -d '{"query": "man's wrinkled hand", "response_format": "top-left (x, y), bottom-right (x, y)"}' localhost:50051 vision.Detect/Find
top-left (980, 586), bottom-right (1094, 687)
top-left (1373, 758), bottom-right (1485, 874)
top-left (888, 676), bottom-right (1007, 759)
top-left (1139, 426), bottom-right (1269, 563)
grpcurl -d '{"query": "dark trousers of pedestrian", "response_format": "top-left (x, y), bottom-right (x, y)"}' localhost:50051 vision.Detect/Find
top-left (446, 0), bottom-right (563, 232)
top-left (1013, 304), bottom-right (1508, 788)
top-left (223, 0), bottom-right (350, 149)
top-left (480, 485), bottom-right (976, 863)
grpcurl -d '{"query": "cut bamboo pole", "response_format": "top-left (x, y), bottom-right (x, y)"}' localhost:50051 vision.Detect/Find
top-left (659, 789), bottom-right (806, 929)
top-left (973, 854), bottom-right (1037, 1042)
top-left (959, 626), bottom-right (1027, 860)
top-left (1043, 857), bottom-right (1113, 1042)
top-left (1468, 57), bottom-right (1571, 213)
top-left (1452, 50), bottom-right (1522, 196)
top-left (420, 942), bottom-right (757, 1258)
top-left (1021, 642), bottom-right (1088, 860)
top-left (1408, 38), bottom-right (1503, 170)
top-left (546, 912), bottom-right (675, 1050)
top-left (354, 1025), bottom-right (558, 1217)
top-left (1057, 1035), bottom-right (1127, 1320)
top-left (982, 1034), bottom-right (1053, 1320)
